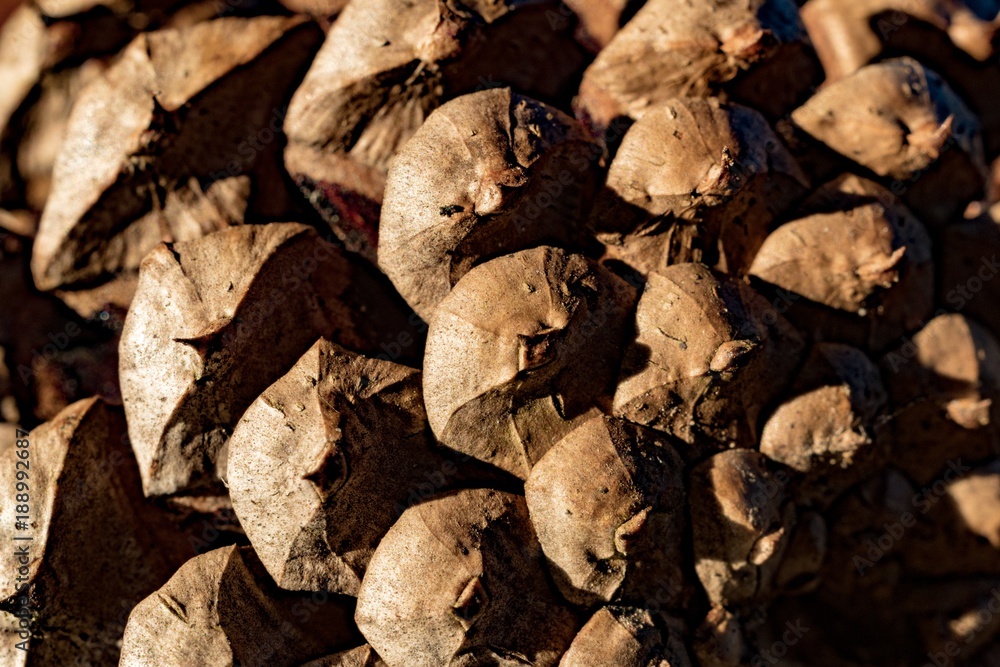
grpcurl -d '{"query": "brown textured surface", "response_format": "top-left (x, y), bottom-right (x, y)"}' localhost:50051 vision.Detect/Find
top-left (613, 263), bottom-right (805, 456)
top-left (283, 0), bottom-right (588, 259)
top-left (31, 16), bottom-right (323, 294)
top-left (525, 416), bottom-right (687, 607)
top-left (791, 58), bottom-right (987, 227)
top-left (379, 88), bottom-right (600, 320)
top-left (591, 97), bottom-right (809, 277)
top-left (423, 246), bottom-right (636, 479)
top-left (879, 314), bottom-right (1000, 486)
top-left (761, 343), bottom-right (888, 507)
top-left (750, 174), bottom-right (934, 351)
top-left (120, 545), bottom-right (361, 667)
top-left (559, 606), bottom-right (691, 667)
top-left (0, 398), bottom-right (191, 664)
top-left (690, 449), bottom-right (795, 606)
top-left (577, 0), bottom-right (821, 129)
top-left (5, 0), bottom-right (1000, 664)
top-left (355, 489), bottom-right (578, 667)
top-left (119, 223), bottom-right (419, 496)
top-left (227, 339), bottom-right (439, 595)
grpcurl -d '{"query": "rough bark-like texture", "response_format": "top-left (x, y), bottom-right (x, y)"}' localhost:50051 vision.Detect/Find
top-left (228, 339), bottom-right (439, 596)
top-left (576, 0), bottom-right (821, 130)
top-left (423, 246), bottom-right (636, 479)
top-left (30, 16), bottom-right (324, 294)
top-left (120, 223), bottom-right (420, 496)
top-left (120, 545), bottom-right (362, 667)
top-left (690, 449), bottom-right (795, 606)
top-left (0, 398), bottom-right (189, 665)
top-left (613, 263), bottom-right (806, 457)
top-left (283, 0), bottom-right (588, 260)
top-left (0, 0), bottom-right (197, 153)
top-left (592, 98), bottom-right (809, 278)
top-left (355, 489), bottom-right (578, 667)
top-left (749, 174), bottom-right (934, 352)
top-left (379, 88), bottom-right (600, 320)
top-left (558, 606), bottom-right (692, 667)
top-left (760, 343), bottom-right (888, 507)
top-left (791, 57), bottom-right (983, 180)
top-left (879, 314), bottom-right (1000, 485)
top-left (525, 416), bottom-right (687, 607)
top-left (790, 58), bottom-right (987, 228)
